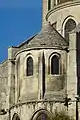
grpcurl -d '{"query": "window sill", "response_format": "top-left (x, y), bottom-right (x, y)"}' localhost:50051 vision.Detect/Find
top-left (23, 75), bottom-right (34, 79)
top-left (49, 74), bottom-right (61, 77)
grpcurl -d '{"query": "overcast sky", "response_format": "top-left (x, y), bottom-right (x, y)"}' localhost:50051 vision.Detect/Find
top-left (0, 0), bottom-right (42, 62)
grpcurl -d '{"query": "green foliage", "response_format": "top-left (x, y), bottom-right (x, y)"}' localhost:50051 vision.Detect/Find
top-left (52, 109), bottom-right (74, 120)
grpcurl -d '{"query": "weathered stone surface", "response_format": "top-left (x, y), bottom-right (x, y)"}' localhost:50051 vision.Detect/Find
top-left (0, 60), bottom-right (8, 109)
top-left (0, 0), bottom-right (80, 120)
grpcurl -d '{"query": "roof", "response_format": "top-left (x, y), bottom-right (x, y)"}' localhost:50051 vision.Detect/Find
top-left (18, 24), bottom-right (68, 49)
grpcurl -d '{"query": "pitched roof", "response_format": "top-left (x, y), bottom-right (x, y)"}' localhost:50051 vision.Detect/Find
top-left (18, 24), bottom-right (68, 49)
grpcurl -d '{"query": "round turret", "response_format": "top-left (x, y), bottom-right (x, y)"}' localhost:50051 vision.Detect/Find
top-left (46, 0), bottom-right (80, 39)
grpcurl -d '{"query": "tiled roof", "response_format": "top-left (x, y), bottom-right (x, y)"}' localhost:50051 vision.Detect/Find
top-left (18, 24), bottom-right (68, 49)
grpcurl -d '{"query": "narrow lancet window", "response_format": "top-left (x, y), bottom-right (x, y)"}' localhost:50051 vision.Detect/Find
top-left (64, 19), bottom-right (76, 41)
top-left (51, 55), bottom-right (59, 74)
top-left (48, 0), bottom-right (51, 11)
top-left (26, 57), bottom-right (33, 76)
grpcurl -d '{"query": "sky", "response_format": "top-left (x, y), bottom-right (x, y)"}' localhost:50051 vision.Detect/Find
top-left (0, 0), bottom-right (42, 62)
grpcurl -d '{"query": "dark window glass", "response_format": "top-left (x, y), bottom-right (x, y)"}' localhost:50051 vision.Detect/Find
top-left (76, 33), bottom-right (80, 96)
top-left (65, 19), bottom-right (76, 41)
top-left (48, 0), bottom-right (51, 11)
top-left (57, 0), bottom-right (60, 4)
top-left (27, 57), bottom-right (33, 76)
top-left (37, 113), bottom-right (50, 120)
top-left (16, 117), bottom-right (20, 120)
top-left (42, 52), bottom-right (45, 98)
top-left (51, 55), bottom-right (59, 74)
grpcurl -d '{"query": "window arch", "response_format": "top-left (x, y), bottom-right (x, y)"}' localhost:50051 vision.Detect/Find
top-left (26, 56), bottom-right (33, 76)
top-left (64, 19), bottom-right (76, 41)
top-left (12, 113), bottom-right (20, 120)
top-left (31, 109), bottom-right (53, 120)
top-left (51, 55), bottom-right (59, 75)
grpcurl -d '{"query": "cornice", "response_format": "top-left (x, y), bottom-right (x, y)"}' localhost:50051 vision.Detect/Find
top-left (15, 46), bottom-right (68, 58)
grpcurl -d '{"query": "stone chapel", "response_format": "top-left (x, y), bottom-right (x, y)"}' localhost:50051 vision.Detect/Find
top-left (0, 0), bottom-right (80, 120)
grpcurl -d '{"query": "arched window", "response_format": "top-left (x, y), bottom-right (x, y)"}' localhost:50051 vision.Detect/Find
top-left (64, 19), bottom-right (76, 41)
top-left (51, 55), bottom-right (59, 75)
top-left (26, 56), bottom-right (33, 76)
top-left (37, 113), bottom-right (50, 120)
top-left (12, 113), bottom-right (20, 120)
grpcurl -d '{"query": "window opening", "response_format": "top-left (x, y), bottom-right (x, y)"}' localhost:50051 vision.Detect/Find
top-left (48, 0), bottom-right (51, 11)
top-left (64, 19), bottom-right (76, 41)
top-left (37, 113), bottom-right (50, 120)
top-left (27, 57), bottom-right (33, 76)
top-left (51, 55), bottom-right (59, 74)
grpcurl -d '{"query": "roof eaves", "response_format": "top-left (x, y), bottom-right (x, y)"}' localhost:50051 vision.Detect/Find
top-left (17, 34), bottom-right (38, 48)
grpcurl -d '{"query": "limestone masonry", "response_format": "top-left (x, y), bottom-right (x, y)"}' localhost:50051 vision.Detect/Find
top-left (0, 0), bottom-right (80, 120)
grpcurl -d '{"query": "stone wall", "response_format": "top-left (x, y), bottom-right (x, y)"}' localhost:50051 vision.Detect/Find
top-left (10, 100), bottom-right (67, 120)
top-left (13, 48), bottom-right (67, 104)
top-left (0, 60), bottom-right (9, 120)
top-left (0, 60), bottom-right (8, 109)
